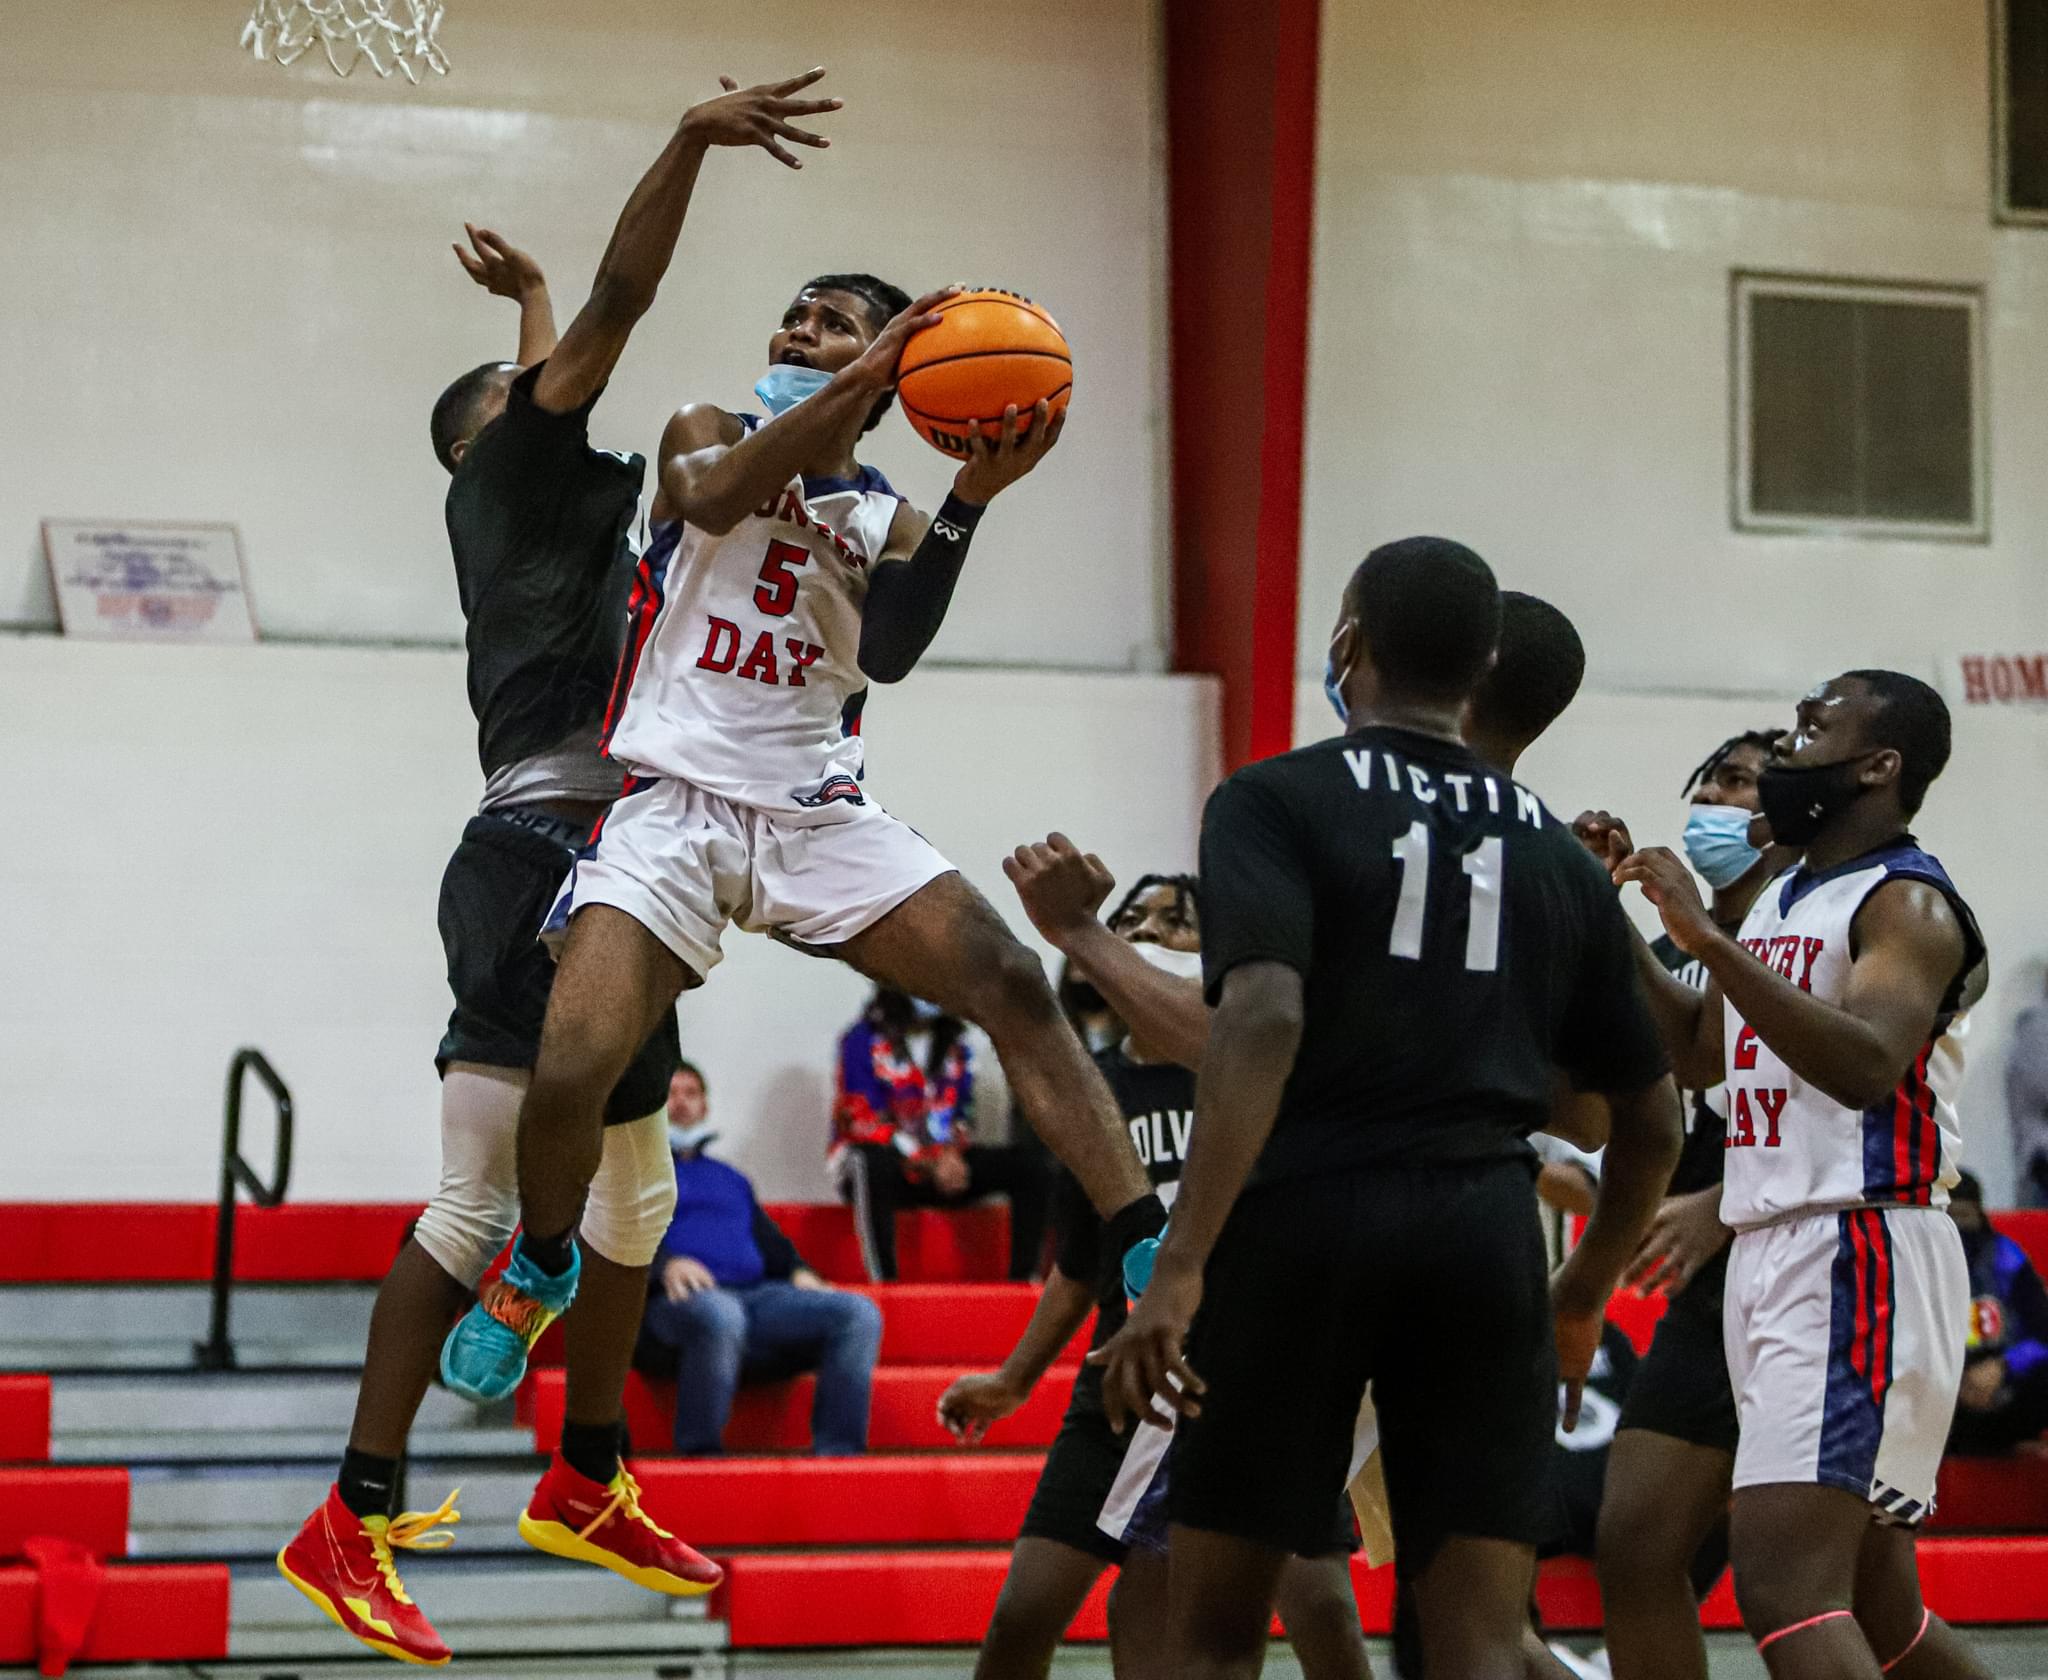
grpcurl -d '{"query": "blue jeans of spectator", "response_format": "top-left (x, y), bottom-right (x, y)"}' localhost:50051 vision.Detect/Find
top-left (641, 1282), bottom-right (884, 1456)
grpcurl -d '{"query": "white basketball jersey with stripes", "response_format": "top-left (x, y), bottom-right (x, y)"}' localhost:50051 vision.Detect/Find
top-left (1720, 839), bottom-right (1980, 1232)
top-left (603, 429), bottom-right (902, 814)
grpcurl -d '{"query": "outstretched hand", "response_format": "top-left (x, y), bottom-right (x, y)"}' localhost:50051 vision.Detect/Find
top-left (1087, 1255), bottom-right (1206, 1432)
top-left (683, 68), bottom-right (842, 168)
top-left (1613, 845), bottom-right (1718, 956)
top-left (1004, 833), bottom-right (1115, 949)
top-left (953, 400), bottom-right (1067, 506)
top-left (453, 225), bottom-right (545, 300)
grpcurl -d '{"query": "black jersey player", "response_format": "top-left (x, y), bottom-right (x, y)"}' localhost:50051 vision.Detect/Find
top-left (1096, 538), bottom-right (1681, 1680)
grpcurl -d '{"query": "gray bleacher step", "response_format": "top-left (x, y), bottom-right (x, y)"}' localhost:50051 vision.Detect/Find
top-left (49, 1369), bottom-right (528, 1463)
top-left (52, 1368), bottom-right (508, 1436)
top-left (232, 1557), bottom-right (718, 1661)
top-left (56, 1424), bottom-right (536, 1463)
top-left (129, 1460), bottom-right (541, 1558)
top-left (0, 1283), bottom-right (378, 1370)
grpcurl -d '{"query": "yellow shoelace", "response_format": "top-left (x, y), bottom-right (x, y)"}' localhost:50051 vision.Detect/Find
top-left (573, 1470), bottom-right (675, 1544)
top-left (362, 1489), bottom-right (462, 1607)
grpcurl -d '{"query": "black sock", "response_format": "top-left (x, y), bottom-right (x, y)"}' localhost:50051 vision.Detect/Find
top-left (338, 1448), bottom-right (400, 1519)
top-left (518, 1228), bottom-right (576, 1277)
top-left (560, 1419), bottom-right (620, 1486)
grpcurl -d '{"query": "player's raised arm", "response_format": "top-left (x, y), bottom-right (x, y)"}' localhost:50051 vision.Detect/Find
top-left (453, 225), bottom-right (558, 365)
top-left (1625, 845), bottom-right (1968, 1110)
top-left (531, 69), bottom-right (842, 416)
top-left (656, 287), bottom-right (955, 534)
top-left (859, 399), bottom-right (1067, 683)
top-left (1004, 835), bottom-right (1210, 1070)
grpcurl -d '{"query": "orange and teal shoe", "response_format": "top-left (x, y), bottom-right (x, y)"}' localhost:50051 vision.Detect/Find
top-left (518, 1454), bottom-right (722, 1596)
top-left (276, 1485), bottom-right (461, 1666)
top-left (440, 1243), bottom-right (579, 1403)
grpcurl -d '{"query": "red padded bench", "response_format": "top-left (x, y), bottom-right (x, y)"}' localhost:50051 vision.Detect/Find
top-left (1931, 1455), bottom-right (2048, 1531)
top-left (633, 1454), bottom-right (1044, 1546)
top-left (715, 1538), bottom-right (2048, 1648)
top-left (531, 1366), bottom-right (1077, 1454)
top-left (0, 1562), bottom-right (229, 1665)
top-left (0, 1468), bottom-right (128, 1560)
top-left (0, 1377), bottom-right (50, 1463)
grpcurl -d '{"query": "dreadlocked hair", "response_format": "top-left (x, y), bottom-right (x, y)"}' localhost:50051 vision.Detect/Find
top-left (1108, 872), bottom-right (1200, 930)
top-left (1681, 730), bottom-right (1781, 797)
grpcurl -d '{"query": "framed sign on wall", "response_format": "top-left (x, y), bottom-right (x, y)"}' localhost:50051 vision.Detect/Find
top-left (42, 520), bottom-right (257, 644)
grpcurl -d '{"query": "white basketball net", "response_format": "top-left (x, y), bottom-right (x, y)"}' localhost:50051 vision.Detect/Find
top-left (242, 0), bottom-right (449, 81)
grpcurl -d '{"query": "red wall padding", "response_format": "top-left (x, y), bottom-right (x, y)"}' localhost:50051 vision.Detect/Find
top-left (0, 1468), bottom-right (129, 1561)
top-left (0, 1563), bottom-right (229, 1664)
top-left (0, 1378), bottom-right (51, 1463)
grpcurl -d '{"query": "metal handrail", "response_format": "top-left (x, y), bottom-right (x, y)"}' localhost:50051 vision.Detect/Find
top-left (193, 1048), bottom-right (294, 1370)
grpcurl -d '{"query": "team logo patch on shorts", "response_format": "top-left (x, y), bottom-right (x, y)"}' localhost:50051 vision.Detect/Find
top-left (794, 774), bottom-right (867, 808)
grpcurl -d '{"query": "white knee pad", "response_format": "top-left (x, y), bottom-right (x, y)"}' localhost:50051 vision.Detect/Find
top-left (413, 1065), bottom-right (524, 1289)
top-left (580, 1108), bottom-right (677, 1268)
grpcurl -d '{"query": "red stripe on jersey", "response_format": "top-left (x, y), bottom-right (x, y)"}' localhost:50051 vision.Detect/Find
top-left (1891, 1072), bottom-right (1914, 1207)
top-left (1847, 1213), bottom-right (1872, 1388)
top-left (1863, 1210), bottom-right (1894, 1407)
top-left (601, 561), bottom-right (659, 753)
top-left (1915, 1050), bottom-right (1938, 1206)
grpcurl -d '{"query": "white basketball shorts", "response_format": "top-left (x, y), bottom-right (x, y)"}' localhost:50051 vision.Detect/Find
top-left (1725, 1204), bottom-right (1968, 1523)
top-left (543, 774), bottom-right (951, 979)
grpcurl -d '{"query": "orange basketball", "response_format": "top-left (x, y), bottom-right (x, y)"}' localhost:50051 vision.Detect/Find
top-left (896, 289), bottom-right (1073, 459)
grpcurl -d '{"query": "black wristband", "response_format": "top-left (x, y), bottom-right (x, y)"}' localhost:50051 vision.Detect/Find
top-left (933, 491), bottom-right (986, 539)
top-left (1097, 1191), bottom-right (1169, 1307)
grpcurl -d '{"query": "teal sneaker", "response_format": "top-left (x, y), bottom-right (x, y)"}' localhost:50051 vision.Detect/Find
top-left (440, 1243), bottom-right (580, 1402)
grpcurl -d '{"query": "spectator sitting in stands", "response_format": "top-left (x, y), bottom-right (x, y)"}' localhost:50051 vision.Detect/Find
top-left (1948, 1169), bottom-right (2048, 1455)
top-left (2008, 973), bottom-right (2048, 1208)
top-left (638, 1063), bottom-right (883, 1457)
top-left (831, 986), bottom-right (1050, 1282)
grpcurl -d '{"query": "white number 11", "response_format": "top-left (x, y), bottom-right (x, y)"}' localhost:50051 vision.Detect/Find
top-left (1388, 824), bottom-right (1502, 972)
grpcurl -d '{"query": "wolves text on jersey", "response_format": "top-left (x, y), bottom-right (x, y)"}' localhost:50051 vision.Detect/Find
top-left (1129, 1108), bottom-right (1193, 1169)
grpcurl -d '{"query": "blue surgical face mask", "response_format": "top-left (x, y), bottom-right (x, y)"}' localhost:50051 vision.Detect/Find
top-left (755, 363), bottom-right (832, 417)
top-left (1324, 623), bottom-right (1356, 727)
top-left (1682, 804), bottom-right (1762, 891)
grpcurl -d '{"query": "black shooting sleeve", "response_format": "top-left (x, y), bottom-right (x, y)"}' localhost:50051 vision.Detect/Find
top-left (857, 493), bottom-right (984, 683)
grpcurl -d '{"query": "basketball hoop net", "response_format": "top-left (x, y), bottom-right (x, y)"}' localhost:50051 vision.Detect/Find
top-left (241, 0), bottom-right (449, 81)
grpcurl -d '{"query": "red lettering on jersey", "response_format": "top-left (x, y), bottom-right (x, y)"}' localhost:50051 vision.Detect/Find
top-left (1743, 938), bottom-right (1769, 962)
top-left (783, 639), bottom-right (824, 687)
top-left (1730, 1088), bottom-right (1757, 1148)
top-left (697, 617), bottom-right (740, 673)
top-left (1756, 1088), bottom-right (1788, 1147)
top-left (1798, 937), bottom-right (1824, 992)
top-left (776, 488), bottom-right (810, 530)
top-left (1733, 1024), bottom-right (1759, 1070)
top-left (737, 630), bottom-right (781, 685)
top-left (755, 540), bottom-right (811, 617)
top-left (1773, 937), bottom-right (1798, 980)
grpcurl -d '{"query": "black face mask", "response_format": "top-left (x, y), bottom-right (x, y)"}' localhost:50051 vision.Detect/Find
top-left (1756, 753), bottom-right (1873, 847)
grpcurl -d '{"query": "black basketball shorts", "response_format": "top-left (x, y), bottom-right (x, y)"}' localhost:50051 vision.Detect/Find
top-left (1171, 1157), bottom-right (1558, 1579)
top-left (1615, 1246), bottom-right (1738, 1454)
top-left (435, 809), bottom-right (679, 1125)
top-left (1020, 1373), bottom-right (1356, 1564)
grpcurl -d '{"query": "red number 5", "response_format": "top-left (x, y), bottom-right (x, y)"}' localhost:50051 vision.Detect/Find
top-left (755, 540), bottom-right (810, 617)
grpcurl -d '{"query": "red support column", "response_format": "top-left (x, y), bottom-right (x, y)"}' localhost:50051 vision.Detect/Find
top-left (1166, 0), bottom-right (1321, 770)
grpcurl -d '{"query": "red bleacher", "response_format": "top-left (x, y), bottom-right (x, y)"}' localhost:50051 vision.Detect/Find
top-left (8, 1200), bottom-right (2048, 1655)
top-left (0, 1375), bottom-right (50, 1463)
top-left (0, 1462), bottom-right (230, 1667)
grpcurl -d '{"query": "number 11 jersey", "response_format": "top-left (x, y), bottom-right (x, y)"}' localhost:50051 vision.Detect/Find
top-left (1198, 725), bottom-right (1668, 1185)
top-left (604, 426), bottom-right (903, 814)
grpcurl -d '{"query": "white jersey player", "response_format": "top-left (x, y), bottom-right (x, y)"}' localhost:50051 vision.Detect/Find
top-left (442, 272), bottom-right (1162, 1429)
top-left (1618, 670), bottom-right (1989, 1680)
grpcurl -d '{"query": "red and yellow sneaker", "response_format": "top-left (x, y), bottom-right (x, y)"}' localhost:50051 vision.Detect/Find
top-left (276, 1485), bottom-right (461, 1666)
top-left (517, 1455), bottom-right (721, 1595)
